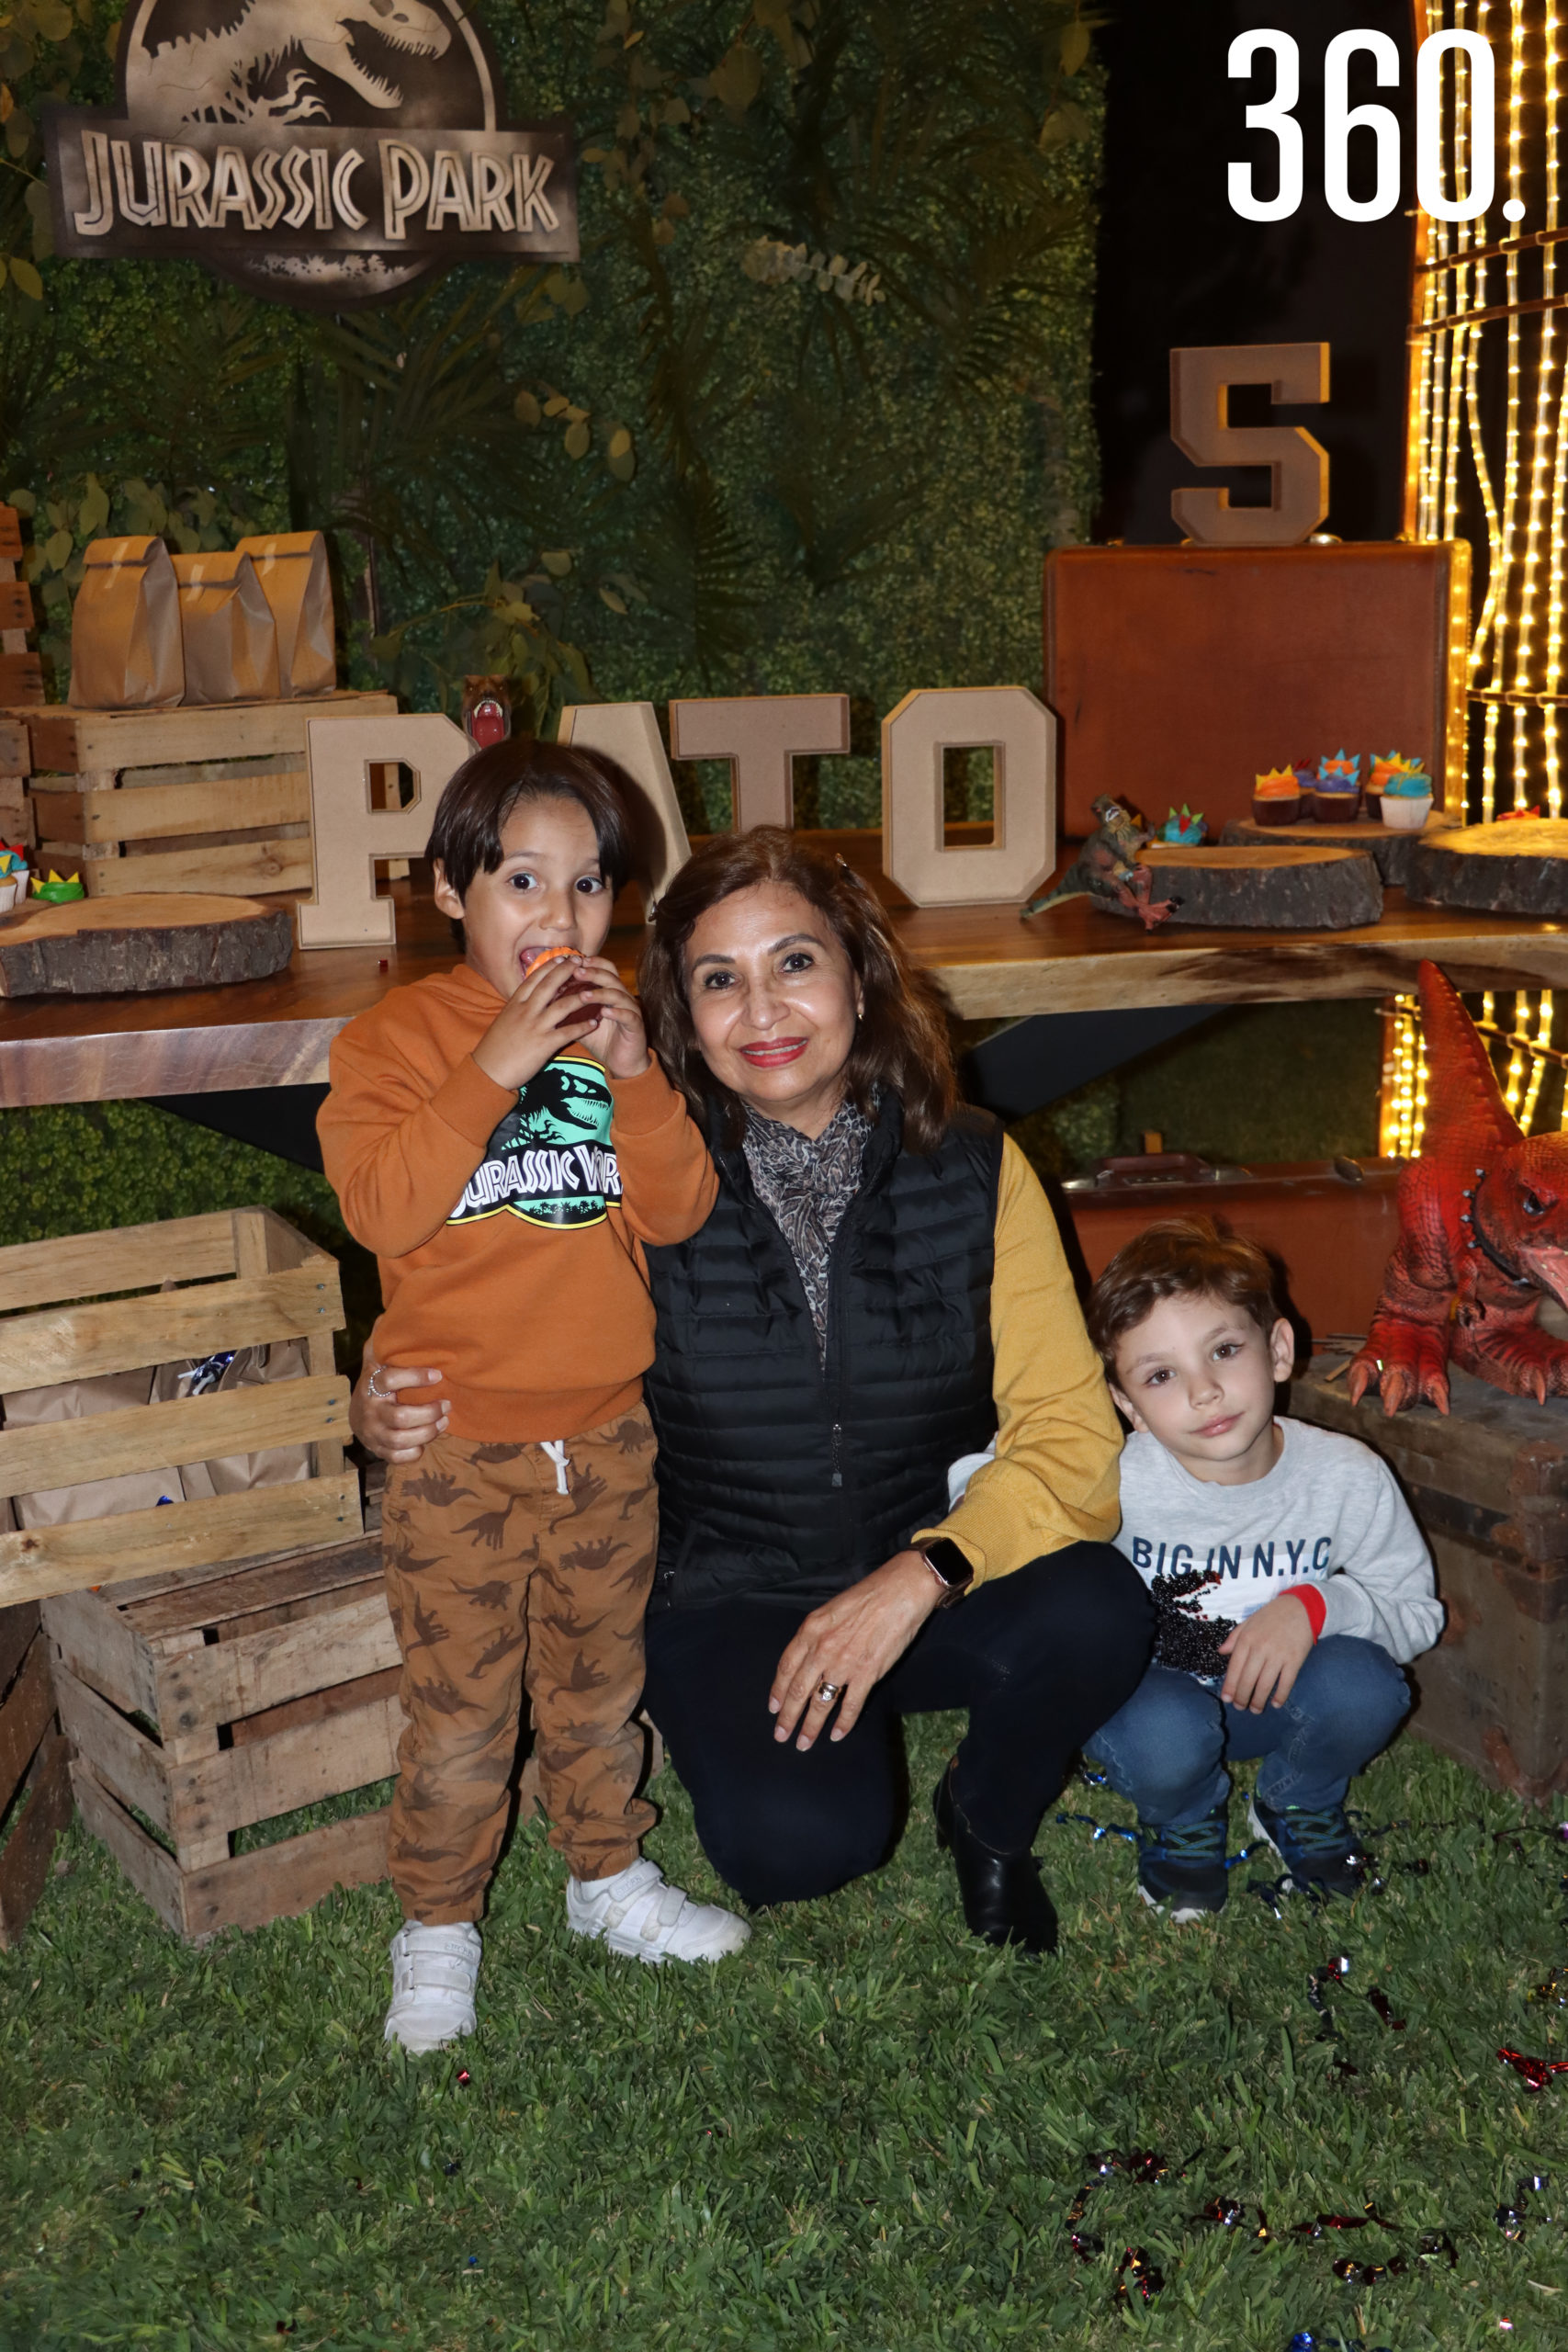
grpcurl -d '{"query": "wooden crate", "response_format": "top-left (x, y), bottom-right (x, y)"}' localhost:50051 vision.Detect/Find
top-left (10, 690), bottom-right (396, 899)
top-left (0, 775), bottom-right (29, 850)
top-left (43, 1531), bottom-right (403, 1939)
top-left (1045, 542), bottom-right (1471, 836)
top-left (0, 503), bottom-right (41, 711)
top-left (0, 1600), bottom-right (71, 1948)
top-left (1292, 1355), bottom-right (1568, 1804)
top-left (0, 1205), bottom-right (359, 1612)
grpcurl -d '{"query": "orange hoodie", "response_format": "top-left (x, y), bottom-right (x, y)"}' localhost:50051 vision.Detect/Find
top-left (317, 962), bottom-right (718, 1442)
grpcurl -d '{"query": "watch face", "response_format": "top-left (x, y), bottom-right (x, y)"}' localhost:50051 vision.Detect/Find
top-left (925, 1539), bottom-right (973, 1589)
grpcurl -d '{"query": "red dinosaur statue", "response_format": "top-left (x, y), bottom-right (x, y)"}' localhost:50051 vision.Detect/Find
top-left (1348, 960), bottom-right (1568, 1414)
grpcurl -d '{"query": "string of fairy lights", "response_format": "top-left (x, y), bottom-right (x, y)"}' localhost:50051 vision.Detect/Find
top-left (1379, 986), bottom-right (1564, 1153)
top-left (1406, 0), bottom-right (1554, 823)
top-left (1395, 0), bottom-right (1566, 1151)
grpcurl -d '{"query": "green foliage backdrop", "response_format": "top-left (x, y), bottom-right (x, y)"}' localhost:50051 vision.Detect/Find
top-left (1, 0), bottom-right (1103, 829)
top-left (0, 0), bottom-right (1108, 1275)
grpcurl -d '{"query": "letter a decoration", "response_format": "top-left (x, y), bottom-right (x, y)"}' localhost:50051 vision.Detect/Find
top-left (42, 0), bottom-right (576, 307)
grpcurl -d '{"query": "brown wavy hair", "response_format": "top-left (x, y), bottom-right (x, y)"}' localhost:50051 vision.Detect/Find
top-left (1086, 1216), bottom-right (1284, 1368)
top-left (638, 829), bottom-right (959, 1151)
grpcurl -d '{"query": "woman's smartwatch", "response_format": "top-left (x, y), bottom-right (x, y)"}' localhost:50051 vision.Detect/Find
top-left (920, 1538), bottom-right (975, 1607)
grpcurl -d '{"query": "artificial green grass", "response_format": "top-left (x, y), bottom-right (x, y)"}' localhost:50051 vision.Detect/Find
top-left (2, 1719), bottom-right (1564, 2352)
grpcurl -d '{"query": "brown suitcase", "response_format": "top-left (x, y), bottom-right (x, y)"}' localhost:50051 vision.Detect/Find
top-left (1062, 1153), bottom-right (1402, 1349)
top-left (1044, 543), bottom-right (1470, 837)
top-left (1292, 1357), bottom-right (1568, 1804)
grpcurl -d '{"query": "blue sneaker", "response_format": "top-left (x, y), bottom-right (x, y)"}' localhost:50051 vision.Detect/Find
top-left (1135, 1801), bottom-right (1229, 1921)
top-left (1247, 1796), bottom-right (1367, 1896)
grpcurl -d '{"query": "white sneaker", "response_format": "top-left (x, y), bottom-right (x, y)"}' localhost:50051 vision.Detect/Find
top-left (566, 1858), bottom-right (750, 1965)
top-left (383, 1920), bottom-right (481, 2052)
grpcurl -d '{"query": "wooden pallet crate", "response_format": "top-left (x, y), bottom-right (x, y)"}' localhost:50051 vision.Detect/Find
top-left (0, 503), bottom-right (41, 710)
top-left (43, 1530), bottom-right (403, 1939)
top-left (11, 690), bottom-right (396, 899)
top-left (1292, 1354), bottom-right (1568, 1804)
top-left (0, 1600), bottom-right (71, 1948)
top-left (1, 707), bottom-right (30, 843)
top-left (0, 506), bottom-right (39, 832)
top-left (0, 1205), bottom-right (359, 1613)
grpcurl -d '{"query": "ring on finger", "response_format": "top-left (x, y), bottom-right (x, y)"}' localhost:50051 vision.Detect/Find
top-left (367, 1367), bottom-right (392, 1402)
top-left (815, 1679), bottom-right (843, 1705)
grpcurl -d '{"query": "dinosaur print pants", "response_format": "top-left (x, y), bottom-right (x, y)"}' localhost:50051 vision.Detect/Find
top-left (380, 1408), bottom-right (660, 1922)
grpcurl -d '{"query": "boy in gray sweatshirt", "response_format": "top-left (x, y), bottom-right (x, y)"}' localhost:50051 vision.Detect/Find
top-left (1084, 1216), bottom-right (1442, 1921)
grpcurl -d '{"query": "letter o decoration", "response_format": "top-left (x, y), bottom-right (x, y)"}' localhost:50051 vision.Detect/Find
top-left (881, 686), bottom-right (1055, 909)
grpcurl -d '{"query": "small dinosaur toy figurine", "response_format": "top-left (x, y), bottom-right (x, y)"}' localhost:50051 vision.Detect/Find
top-left (1021, 795), bottom-right (1178, 930)
top-left (1348, 959), bottom-right (1568, 1413)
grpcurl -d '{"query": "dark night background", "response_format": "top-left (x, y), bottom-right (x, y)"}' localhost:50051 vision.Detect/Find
top-left (1091, 0), bottom-right (1418, 545)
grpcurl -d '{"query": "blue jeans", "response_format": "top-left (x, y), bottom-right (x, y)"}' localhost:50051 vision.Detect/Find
top-left (1086, 1634), bottom-right (1411, 1827)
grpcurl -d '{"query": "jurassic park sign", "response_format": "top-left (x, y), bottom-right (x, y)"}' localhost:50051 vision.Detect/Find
top-left (42, 0), bottom-right (578, 307)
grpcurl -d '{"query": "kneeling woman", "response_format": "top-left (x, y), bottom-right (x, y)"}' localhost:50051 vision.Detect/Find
top-left (358, 831), bottom-right (1153, 1954)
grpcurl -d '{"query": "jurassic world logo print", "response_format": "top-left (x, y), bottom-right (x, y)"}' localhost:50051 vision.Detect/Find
top-left (449, 1054), bottom-right (622, 1232)
top-left (43, 0), bottom-right (576, 306)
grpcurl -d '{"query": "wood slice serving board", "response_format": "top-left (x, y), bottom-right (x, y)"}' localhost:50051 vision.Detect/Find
top-left (0, 894), bottom-right (294, 997)
top-left (1406, 818), bottom-right (1568, 915)
top-left (1219, 813), bottom-right (1443, 888)
top-left (1134, 842), bottom-right (1383, 929)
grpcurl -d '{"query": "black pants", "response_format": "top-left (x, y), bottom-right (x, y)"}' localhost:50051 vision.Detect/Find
top-left (642, 1543), bottom-right (1155, 1908)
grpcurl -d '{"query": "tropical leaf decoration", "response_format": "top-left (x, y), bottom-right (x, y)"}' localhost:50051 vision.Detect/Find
top-left (372, 555), bottom-right (593, 737)
top-left (0, 0), bottom-right (78, 300)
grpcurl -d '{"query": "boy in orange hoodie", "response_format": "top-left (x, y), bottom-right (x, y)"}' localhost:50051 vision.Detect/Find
top-left (319, 741), bottom-right (747, 2053)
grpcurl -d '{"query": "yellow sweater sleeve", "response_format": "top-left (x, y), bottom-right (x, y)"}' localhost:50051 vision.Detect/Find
top-left (912, 1135), bottom-right (1122, 1585)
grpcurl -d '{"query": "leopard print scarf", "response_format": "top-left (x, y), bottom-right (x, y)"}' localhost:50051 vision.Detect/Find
top-left (742, 1097), bottom-right (874, 1359)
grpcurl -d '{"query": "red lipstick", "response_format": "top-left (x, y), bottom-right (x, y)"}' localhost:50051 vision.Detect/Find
top-left (739, 1038), bottom-right (808, 1067)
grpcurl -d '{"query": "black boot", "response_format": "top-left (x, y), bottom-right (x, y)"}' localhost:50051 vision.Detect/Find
top-left (933, 1764), bottom-right (1058, 1956)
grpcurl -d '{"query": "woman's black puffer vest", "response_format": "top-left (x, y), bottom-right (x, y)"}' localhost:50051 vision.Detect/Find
top-left (642, 1094), bottom-right (1003, 1608)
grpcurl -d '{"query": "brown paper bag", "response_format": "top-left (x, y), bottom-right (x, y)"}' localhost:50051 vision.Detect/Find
top-left (152, 1341), bottom-right (312, 1497)
top-left (235, 532), bottom-right (336, 697)
top-left (173, 550), bottom-right (280, 704)
top-left (68, 535), bottom-right (185, 709)
top-left (3, 1365), bottom-right (183, 1527)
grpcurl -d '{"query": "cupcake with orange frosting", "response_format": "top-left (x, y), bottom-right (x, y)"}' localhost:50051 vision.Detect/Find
top-left (1253, 767), bottom-right (1302, 825)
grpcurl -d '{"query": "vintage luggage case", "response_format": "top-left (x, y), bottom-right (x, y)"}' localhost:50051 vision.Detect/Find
top-left (1045, 543), bottom-right (1471, 836)
top-left (1292, 1356), bottom-right (1568, 1805)
top-left (1062, 1155), bottom-right (1402, 1349)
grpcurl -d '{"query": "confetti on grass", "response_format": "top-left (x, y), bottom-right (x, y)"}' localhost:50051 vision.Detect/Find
top-left (1112, 2245), bottom-right (1163, 2304)
top-left (1497, 2046), bottom-right (1568, 2089)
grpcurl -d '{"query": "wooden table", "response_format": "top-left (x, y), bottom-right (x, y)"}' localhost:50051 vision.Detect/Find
top-left (6, 874), bottom-right (1568, 1109)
